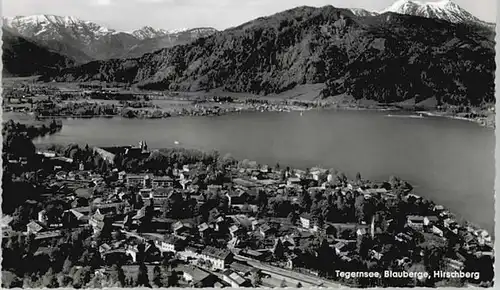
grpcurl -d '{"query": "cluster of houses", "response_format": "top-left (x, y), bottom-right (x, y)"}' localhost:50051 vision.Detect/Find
top-left (4, 145), bottom-right (494, 287)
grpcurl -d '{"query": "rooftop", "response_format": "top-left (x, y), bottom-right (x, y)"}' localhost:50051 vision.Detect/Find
top-left (202, 246), bottom-right (232, 260)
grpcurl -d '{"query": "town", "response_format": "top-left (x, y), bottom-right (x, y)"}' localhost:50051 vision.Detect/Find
top-left (1, 121), bottom-right (494, 288)
top-left (2, 81), bottom-right (316, 120)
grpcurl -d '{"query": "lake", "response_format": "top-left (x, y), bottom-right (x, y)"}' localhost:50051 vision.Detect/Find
top-left (4, 110), bottom-right (495, 234)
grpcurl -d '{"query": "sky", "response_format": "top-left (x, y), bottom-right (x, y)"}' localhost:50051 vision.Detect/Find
top-left (2, 0), bottom-right (497, 31)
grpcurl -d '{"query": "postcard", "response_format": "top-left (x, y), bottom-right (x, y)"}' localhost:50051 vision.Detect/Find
top-left (1, 0), bottom-right (496, 288)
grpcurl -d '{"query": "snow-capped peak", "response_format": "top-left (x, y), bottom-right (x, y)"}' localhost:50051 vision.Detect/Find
top-left (380, 0), bottom-right (485, 24)
top-left (348, 8), bottom-right (379, 17)
top-left (3, 14), bottom-right (116, 40)
top-left (168, 28), bottom-right (189, 34)
top-left (132, 26), bottom-right (169, 39)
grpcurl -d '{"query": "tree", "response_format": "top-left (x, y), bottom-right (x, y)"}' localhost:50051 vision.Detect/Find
top-left (152, 265), bottom-right (163, 287)
top-left (137, 263), bottom-right (150, 287)
top-left (335, 171), bottom-right (347, 184)
top-left (424, 246), bottom-right (445, 273)
top-left (100, 160), bottom-right (109, 174)
top-left (62, 257), bottom-right (73, 273)
top-left (58, 276), bottom-right (73, 287)
top-left (166, 270), bottom-right (179, 287)
top-left (287, 211), bottom-right (298, 225)
top-left (250, 271), bottom-right (262, 287)
top-left (72, 266), bottom-right (92, 288)
top-left (280, 279), bottom-right (288, 287)
top-left (299, 190), bottom-right (312, 212)
top-left (256, 189), bottom-right (268, 213)
top-left (109, 264), bottom-right (126, 287)
top-left (355, 172), bottom-right (362, 183)
top-left (41, 268), bottom-right (59, 288)
top-left (357, 235), bottom-right (372, 258)
top-left (273, 239), bottom-right (285, 260)
top-left (354, 195), bottom-right (366, 223)
top-left (163, 191), bottom-right (184, 218)
top-left (3, 130), bottom-right (36, 160)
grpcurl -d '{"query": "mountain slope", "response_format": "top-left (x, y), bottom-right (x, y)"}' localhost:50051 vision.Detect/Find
top-left (2, 28), bottom-right (75, 77)
top-left (48, 6), bottom-right (495, 106)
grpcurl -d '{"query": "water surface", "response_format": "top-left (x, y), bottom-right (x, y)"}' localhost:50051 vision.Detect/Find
top-left (5, 110), bottom-right (494, 234)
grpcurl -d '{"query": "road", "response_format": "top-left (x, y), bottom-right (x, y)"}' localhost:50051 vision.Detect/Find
top-left (235, 254), bottom-right (340, 288)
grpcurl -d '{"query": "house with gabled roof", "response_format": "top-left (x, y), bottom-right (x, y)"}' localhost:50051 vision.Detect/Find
top-left (35, 230), bottom-right (62, 241)
top-left (89, 209), bottom-right (115, 234)
top-left (172, 221), bottom-right (195, 236)
top-left (259, 223), bottom-right (275, 238)
top-left (333, 241), bottom-right (348, 255)
top-left (177, 265), bottom-right (218, 288)
top-left (230, 262), bottom-right (257, 277)
top-left (27, 221), bottom-right (44, 235)
top-left (229, 224), bottom-right (245, 239)
top-left (198, 222), bottom-right (211, 239)
top-left (299, 213), bottom-right (315, 230)
top-left (200, 246), bottom-right (234, 270)
top-left (406, 215), bottom-right (426, 229)
top-left (226, 190), bottom-right (249, 206)
top-left (222, 270), bottom-right (251, 287)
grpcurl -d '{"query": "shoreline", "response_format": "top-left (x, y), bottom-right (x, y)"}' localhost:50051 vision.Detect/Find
top-left (417, 111), bottom-right (494, 128)
top-left (8, 105), bottom-right (493, 128)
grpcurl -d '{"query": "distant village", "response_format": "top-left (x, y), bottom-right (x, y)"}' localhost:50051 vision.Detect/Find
top-left (3, 83), bottom-right (315, 120)
top-left (1, 130), bottom-right (494, 288)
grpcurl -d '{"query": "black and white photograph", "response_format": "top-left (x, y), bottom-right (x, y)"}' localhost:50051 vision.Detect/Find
top-left (0, 0), bottom-right (496, 288)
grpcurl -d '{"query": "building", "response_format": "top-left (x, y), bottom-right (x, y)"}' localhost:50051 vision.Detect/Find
top-left (432, 226), bottom-right (444, 237)
top-left (333, 241), bottom-right (348, 255)
top-left (424, 216), bottom-right (439, 226)
top-left (445, 258), bottom-right (465, 271)
top-left (93, 147), bottom-right (115, 165)
top-left (62, 207), bottom-right (91, 227)
top-left (126, 174), bottom-right (148, 187)
top-left (199, 246), bottom-right (234, 270)
top-left (222, 270), bottom-right (251, 287)
top-left (287, 177), bottom-right (301, 186)
top-left (126, 174), bottom-right (174, 189)
top-left (27, 221), bottom-right (45, 235)
top-left (230, 262), bottom-right (257, 277)
top-left (198, 223), bottom-right (211, 239)
top-left (178, 265), bottom-right (217, 287)
top-left (37, 210), bottom-right (48, 224)
top-left (406, 216), bottom-right (425, 229)
top-left (172, 221), bottom-right (195, 236)
top-left (152, 234), bottom-right (185, 253)
top-left (300, 213), bottom-right (313, 229)
top-left (370, 249), bottom-right (383, 261)
top-left (226, 191), bottom-right (249, 206)
top-left (152, 176), bottom-right (173, 188)
top-left (89, 209), bottom-right (114, 234)
top-left (443, 218), bottom-right (457, 229)
top-left (229, 225), bottom-right (245, 239)
top-left (259, 224), bottom-right (274, 238)
top-left (35, 230), bottom-right (62, 241)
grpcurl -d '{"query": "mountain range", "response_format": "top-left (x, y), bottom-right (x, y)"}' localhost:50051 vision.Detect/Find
top-left (2, 1), bottom-right (496, 107)
top-left (2, 15), bottom-right (218, 62)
